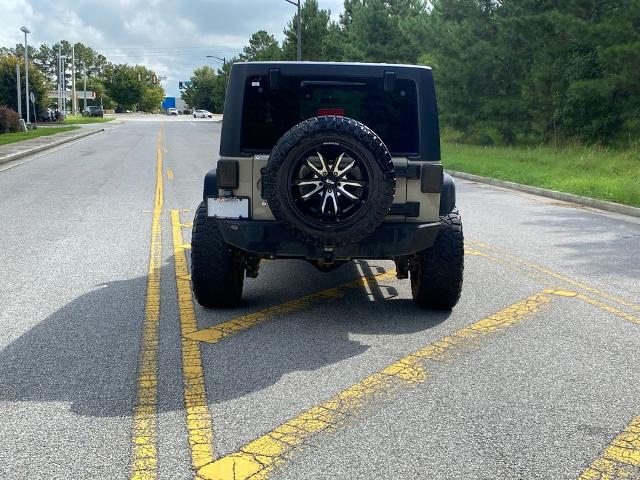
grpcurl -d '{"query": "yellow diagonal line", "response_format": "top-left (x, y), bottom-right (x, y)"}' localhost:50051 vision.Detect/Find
top-left (467, 240), bottom-right (640, 312)
top-left (547, 289), bottom-right (640, 326)
top-left (185, 271), bottom-right (398, 344)
top-left (171, 210), bottom-right (215, 470)
top-left (578, 415), bottom-right (640, 479)
top-left (130, 124), bottom-right (164, 480)
top-left (195, 291), bottom-right (552, 480)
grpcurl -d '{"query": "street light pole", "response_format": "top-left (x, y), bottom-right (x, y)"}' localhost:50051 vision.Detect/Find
top-left (285, 0), bottom-right (301, 61)
top-left (58, 46), bottom-right (62, 116)
top-left (71, 44), bottom-right (76, 115)
top-left (20, 26), bottom-right (31, 124)
top-left (206, 55), bottom-right (227, 110)
top-left (82, 61), bottom-right (87, 112)
top-left (59, 52), bottom-right (67, 119)
top-left (16, 64), bottom-right (22, 119)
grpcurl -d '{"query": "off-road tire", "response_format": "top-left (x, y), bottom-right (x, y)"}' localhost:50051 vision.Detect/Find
top-left (263, 116), bottom-right (395, 247)
top-left (411, 208), bottom-right (464, 309)
top-left (191, 202), bottom-right (244, 307)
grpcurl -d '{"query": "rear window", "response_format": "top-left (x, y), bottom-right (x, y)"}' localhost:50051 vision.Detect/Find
top-left (241, 75), bottom-right (419, 155)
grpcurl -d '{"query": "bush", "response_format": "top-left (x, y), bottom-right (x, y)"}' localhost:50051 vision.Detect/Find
top-left (0, 105), bottom-right (21, 134)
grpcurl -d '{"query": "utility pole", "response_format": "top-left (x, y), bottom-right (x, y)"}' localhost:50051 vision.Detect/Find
top-left (20, 26), bottom-right (31, 125)
top-left (285, 0), bottom-right (302, 61)
top-left (71, 44), bottom-right (77, 115)
top-left (62, 57), bottom-right (66, 113)
top-left (16, 64), bottom-right (22, 119)
top-left (58, 46), bottom-right (62, 116)
top-left (82, 61), bottom-right (87, 112)
top-left (206, 55), bottom-right (227, 108)
top-left (59, 50), bottom-right (67, 119)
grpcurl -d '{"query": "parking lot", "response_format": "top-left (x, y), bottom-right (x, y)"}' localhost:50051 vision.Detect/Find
top-left (1, 118), bottom-right (639, 479)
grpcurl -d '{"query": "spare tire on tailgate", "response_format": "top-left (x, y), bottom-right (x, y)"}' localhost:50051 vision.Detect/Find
top-left (262, 116), bottom-right (396, 247)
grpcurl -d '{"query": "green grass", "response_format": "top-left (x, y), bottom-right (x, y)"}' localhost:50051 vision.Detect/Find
top-left (63, 115), bottom-right (113, 125)
top-left (443, 143), bottom-right (640, 208)
top-left (0, 126), bottom-right (79, 146)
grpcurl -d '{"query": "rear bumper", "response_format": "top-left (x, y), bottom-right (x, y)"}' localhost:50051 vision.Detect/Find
top-left (216, 220), bottom-right (440, 260)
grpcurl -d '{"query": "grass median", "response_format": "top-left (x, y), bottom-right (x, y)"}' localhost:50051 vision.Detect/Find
top-left (63, 115), bottom-right (114, 125)
top-left (442, 143), bottom-right (640, 208)
top-left (0, 126), bottom-right (79, 147)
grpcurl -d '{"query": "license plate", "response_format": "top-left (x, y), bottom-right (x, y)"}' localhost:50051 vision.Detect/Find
top-left (207, 197), bottom-right (249, 219)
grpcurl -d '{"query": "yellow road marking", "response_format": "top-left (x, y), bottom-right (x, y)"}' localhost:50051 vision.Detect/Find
top-left (464, 246), bottom-right (550, 284)
top-left (578, 415), bottom-right (640, 479)
top-left (130, 125), bottom-right (164, 480)
top-left (468, 240), bottom-right (640, 312)
top-left (167, 168), bottom-right (174, 180)
top-left (469, 240), bottom-right (640, 327)
top-left (171, 210), bottom-right (215, 470)
top-left (546, 289), bottom-right (640, 325)
top-left (180, 222), bottom-right (193, 228)
top-left (185, 270), bottom-right (398, 345)
top-left (195, 291), bottom-right (552, 480)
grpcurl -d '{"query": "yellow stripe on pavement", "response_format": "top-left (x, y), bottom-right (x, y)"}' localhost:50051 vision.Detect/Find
top-left (578, 415), bottom-right (640, 479)
top-left (468, 240), bottom-right (640, 312)
top-left (185, 270), bottom-right (398, 345)
top-left (195, 291), bottom-right (552, 480)
top-left (167, 168), bottom-right (174, 180)
top-left (130, 125), bottom-right (164, 480)
top-left (171, 210), bottom-right (215, 470)
top-left (548, 289), bottom-right (640, 326)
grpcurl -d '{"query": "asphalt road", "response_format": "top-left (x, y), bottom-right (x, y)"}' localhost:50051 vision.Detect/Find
top-left (1, 117), bottom-right (639, 480)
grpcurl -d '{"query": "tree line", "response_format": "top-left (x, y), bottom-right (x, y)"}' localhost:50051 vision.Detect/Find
top-left (187, 0), bottom-right (639, 147)
top-left (0, 40), bottom-right (165, 118)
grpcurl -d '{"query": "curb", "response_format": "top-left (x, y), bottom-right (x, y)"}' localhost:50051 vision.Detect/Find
top-left (448, 170), bottom-right (640, 219)
top-left (0, 128), bottom-right (104, 166)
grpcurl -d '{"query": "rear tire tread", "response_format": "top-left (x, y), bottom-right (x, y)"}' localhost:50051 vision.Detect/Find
top-left (411, 208), bottom-right (464, 309)
top-left (191, 202), bottom-right (244, 307)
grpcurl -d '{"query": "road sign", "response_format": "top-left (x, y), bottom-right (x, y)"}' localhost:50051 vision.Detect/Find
top-left (47, 90), bottom-right (95, 99)
top-left (30, 92), bottom-right (35, 104)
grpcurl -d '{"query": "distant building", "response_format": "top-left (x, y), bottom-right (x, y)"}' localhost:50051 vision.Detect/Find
top-left (161, 97), bottom-right (187, 112)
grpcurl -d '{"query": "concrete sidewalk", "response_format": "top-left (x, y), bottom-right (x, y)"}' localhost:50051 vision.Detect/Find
top-left (0, 127), bottom-right (104, 166)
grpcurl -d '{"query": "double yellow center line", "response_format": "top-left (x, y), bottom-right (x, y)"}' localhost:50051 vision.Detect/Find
top-left (131, 126), bottom-right (164, 480)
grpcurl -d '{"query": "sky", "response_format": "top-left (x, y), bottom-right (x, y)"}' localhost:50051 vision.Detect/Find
top-left (1, 0), bottom-right (344, 97)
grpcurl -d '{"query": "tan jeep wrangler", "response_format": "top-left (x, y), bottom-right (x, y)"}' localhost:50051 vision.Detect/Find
top-left (191, 62), bottom-right (463, 309)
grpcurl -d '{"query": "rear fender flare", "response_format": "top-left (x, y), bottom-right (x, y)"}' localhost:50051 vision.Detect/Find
top-left (439, 172), bottom-right (456, 216)
top-left (203, 169), bottom-right (218, 200)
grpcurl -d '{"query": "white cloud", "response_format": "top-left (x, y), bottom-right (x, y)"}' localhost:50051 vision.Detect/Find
top-left (0, 0), bottom-right (344, 97)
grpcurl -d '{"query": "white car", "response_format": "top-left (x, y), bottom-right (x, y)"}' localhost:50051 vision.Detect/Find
top-left (167, 108), bottom-right (178, 116)
top-left (193, 109), bottom-right (213, 118)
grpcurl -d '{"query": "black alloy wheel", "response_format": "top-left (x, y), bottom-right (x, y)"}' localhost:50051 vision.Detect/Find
top-left (289, 142), bottom-right (370, 225)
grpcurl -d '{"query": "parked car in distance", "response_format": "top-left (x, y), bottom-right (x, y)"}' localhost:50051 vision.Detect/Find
top-left (193, 110), bottom-right (214, 118)
top-left (83, 106), bottom-right (104, 117)
top-left (167, 108), bottom-right (178, 116)
top-left (39, 108), bottom-right (55, 122)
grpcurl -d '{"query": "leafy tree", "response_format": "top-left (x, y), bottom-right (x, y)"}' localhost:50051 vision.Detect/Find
top-left (240, 31), bottom-right (282, 61)
top-left (0, 55), bottom-right (50, 120)
top-left (181, 66), bottom-right (225, 112)
top-left (139, 85), bottom-right (165, 112)
top-left (342, 0), bottom-right (425, 63)
top-left (103, 64), bottom-right (145, 110)
top-left (282, 0), bottom-right (334, 61)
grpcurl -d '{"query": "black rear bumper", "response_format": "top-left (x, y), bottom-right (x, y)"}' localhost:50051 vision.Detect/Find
top-left (216, 220), bottom-right (440, 260)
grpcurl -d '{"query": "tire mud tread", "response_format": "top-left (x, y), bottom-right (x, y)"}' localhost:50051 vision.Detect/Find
top-left (191, 202), bottom-right (244, 307)
top-left (411, 208), bottom-right (464, 309)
